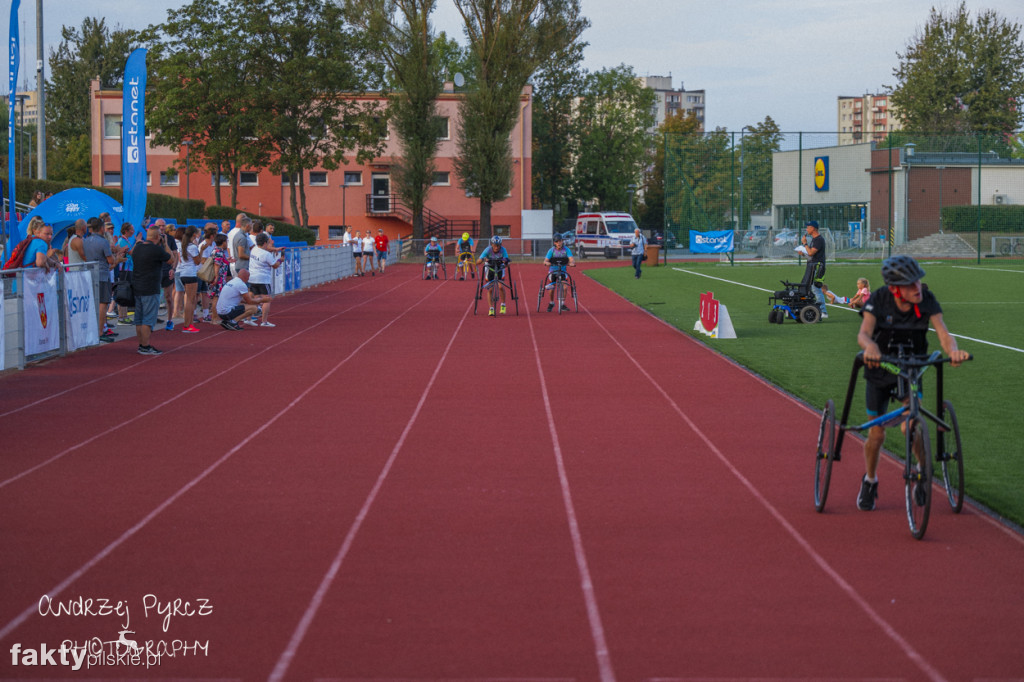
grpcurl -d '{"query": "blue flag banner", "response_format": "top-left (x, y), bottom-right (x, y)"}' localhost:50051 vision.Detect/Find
top-left (689, 230), bottom-right (735, 253)
top-left (6, 0), bottom-right (21, 248)
top-left (121, 48), bottom-right (147, 232)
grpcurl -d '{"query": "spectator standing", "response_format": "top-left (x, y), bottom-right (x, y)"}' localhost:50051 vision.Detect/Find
top-left (361, 232), bottom-right (375, 275)
top-left (177, 226), bottom-right (202, 333)
top-left (247, 233), bottom-right (284, 327)
top-left (208, 233), bottom-right (233, 324)
top-left (629, 228), bottom-right (647, 279)
top-left (153, 220), bottom-right (178, 330)
top-left (230, 215), bottom-right (252, 276)
top-left (197, 226), bottom-right (218, 322)
top-left (130, 227), bottom-right (172, 355)
top-left (374, 228), bottom-right (390, 274)
top-left (83, 218), bottom-right (121, 342)
top-left (352, 230), bottom-right (364, 276)
top-left (114, 223), bottom-right (136, 324)
top-left (21, 221), bottom-right (59, 270)
top-left (64, 220), bottom-right (87, 266)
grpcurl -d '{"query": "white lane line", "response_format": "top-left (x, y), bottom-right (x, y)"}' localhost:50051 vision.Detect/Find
top-left (523, 272), bottom-right (617, 682)
top-left (268, 298), bottom-right (473, 682)
top-left (0, 277), bottom-right (443, 644)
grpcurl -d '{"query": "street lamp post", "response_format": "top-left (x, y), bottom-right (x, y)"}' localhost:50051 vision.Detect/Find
top-left (340, 181), bottom-right (348, 229)
top-left (15, 94), bottom-right (27, 177)
top-left (626, 183), bottom-right (637, 215)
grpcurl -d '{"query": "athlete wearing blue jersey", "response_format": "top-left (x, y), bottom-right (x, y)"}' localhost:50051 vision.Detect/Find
top-left (424, 237), bottom-right (443, 279)
top-left (478, 236), bottom-right (510, 315)
top-left (543, 233), bottom-right (575, 312)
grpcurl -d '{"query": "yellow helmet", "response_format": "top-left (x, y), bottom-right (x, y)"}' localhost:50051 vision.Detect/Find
top-left (462, 232), bottom-right (470, 241)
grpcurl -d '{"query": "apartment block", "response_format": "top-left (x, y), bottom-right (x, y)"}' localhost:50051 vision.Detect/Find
top-left (837, 93), bottom-right (902, 145)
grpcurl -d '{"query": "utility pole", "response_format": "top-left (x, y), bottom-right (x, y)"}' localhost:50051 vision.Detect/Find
top-left (36, 0), bottom-right (45, 179)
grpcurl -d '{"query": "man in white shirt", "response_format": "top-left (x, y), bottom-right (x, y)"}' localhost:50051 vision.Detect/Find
top-left (216, 270), bottom-right (269, 331)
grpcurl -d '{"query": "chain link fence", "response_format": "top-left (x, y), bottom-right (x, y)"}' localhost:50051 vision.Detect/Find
top-left (664, 131), bottom-right (1024, 261)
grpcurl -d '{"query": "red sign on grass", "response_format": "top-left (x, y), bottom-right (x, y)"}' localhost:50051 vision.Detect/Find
top-left (699, 291), bottom-right (719, 332)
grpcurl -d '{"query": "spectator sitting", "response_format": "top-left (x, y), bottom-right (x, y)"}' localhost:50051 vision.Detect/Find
top-left (849, 277), bottom-right (871, 309)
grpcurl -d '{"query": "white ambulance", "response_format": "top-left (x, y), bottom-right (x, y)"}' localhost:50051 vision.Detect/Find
top-left (573, 212), bottom-right (640, 259)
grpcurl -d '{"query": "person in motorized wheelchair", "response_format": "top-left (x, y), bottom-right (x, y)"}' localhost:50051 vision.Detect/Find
top-left (768, 221), bottom-right (827, 323)
top-left (543, 233), bottom-right (575, 312)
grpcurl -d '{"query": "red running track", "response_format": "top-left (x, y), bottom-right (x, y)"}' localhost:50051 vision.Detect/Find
top-left (1, 262), bottom-right (1022, 682)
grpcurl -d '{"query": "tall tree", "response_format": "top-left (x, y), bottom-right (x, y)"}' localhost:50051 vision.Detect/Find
top-left (46, 18), bottom-right (137, 182)
top-left (346, 0), bottom-right (445, 239)
top-left (637, 110), bottom-right (702, 232)
top-left (145, 0), bottom-right (266, 208)
top-left (890, 2), bottom-right (1024, 135)
top-left (453, 0), bottom-right (588, 238)
top-left (733, 116), bottom-right (782, 228)
top-left (572, 64), bottom-right (656, 212)
top-left (249, 0), bottom-right (387, 227)
top-left (531, 39), bottom-right (586, 222)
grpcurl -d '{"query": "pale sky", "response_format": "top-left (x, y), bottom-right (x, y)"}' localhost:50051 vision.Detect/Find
top-left (5, 0), bottom-right (1024, 132)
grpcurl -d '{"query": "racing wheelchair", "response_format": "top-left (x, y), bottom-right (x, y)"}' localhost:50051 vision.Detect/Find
top-left (536, 257), bottom-right (578, 314)
top-left (474, 257), bottom-right (519, 316)
top-left (423, 253), bottom-right (446, 280)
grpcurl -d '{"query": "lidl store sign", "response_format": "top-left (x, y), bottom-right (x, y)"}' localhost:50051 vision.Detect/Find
top-left (814, 156), bottom-right (829, 192)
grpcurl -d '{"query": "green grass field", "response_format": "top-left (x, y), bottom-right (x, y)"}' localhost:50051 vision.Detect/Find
top-left (588, 258), bottom-right (1024, 528)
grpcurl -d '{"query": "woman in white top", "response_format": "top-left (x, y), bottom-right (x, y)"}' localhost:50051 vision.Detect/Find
top-left (361, 233), bottom-right (375, 275)
top-left (176, 226), bottom-right (203, 332)
top-left (247, 233), bottom-right (284, 326)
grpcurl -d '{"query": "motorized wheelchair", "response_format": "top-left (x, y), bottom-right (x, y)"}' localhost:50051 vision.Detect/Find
top-left (768, 278), bottom-right (823, 324)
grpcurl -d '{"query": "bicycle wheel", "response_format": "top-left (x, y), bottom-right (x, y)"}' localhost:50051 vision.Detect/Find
top-left (938, 400), bottom-right (965, 513)
top-left (905, 419), bottom-right (933, 540)
top-left (537, 276), bottom-right (546, 312)
top-left (570, 277), bottom-right (578, 312)
top-left (814, 399), bottom-right (836, 512)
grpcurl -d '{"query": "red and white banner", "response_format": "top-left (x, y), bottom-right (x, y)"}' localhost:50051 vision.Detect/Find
top-left (22, 268), bottom-right (60, 355)
top-left (694, 291), bottom-right (736, 339)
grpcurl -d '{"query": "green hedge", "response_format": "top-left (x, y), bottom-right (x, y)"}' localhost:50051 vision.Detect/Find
top-left (943, 205), bottom-right (1024, 233)
top-left (4, 176), bottom-right (313, 244)
top-left (206, 205), bottom-right (316, 245)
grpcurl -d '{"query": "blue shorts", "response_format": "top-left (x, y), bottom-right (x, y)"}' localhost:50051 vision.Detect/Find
top-left (134, 294), bottom-right (160, 328)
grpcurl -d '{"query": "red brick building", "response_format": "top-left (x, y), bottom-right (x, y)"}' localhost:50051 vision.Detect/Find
top-left (90, 79), bottom-right (533, 243)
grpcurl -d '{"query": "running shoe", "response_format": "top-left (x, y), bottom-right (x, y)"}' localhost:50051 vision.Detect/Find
top-left (106, 311), bottom-right (118, 318)
top-left (488, 307), bottom-right (495, 317)
top-left (547, 302), bottom-right (554, 312)
top-left (259, 321), bottom-right (276, 327)
top-left (243, 318), bottom-right (259, 327)
top-left (500, 303), bottom-right (507, 315)
top-left (117, 317), bottom-right (134, 325)
top-left (560, 304), bottom-right (570, 312)
top-left (220, 319), bottom-right (242, 331)
top-left (857, 476), bottom-right (878, 511)
top-left (138, 345), bottom-right (163, 355)
top-left (181, 325), bottom-right (200, 333)
top-left (165, 321), bottom-right (174, 331)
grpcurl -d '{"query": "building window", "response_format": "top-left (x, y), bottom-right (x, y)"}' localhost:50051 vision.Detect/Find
top-left (281, 173), bottom-right (299, 185)
top-left (160, 170), bottom-right (179, 186)
top-left (432, 171), bottom-right (451, 186)
top-left (211, 173), bottom-right (232, 186)
top-left (328, 225), bottom-right (347, 239)
top-left (493, 225), bottom-right (511, 237)
top-left (103, 171), bottom-right (121, 186)
top-left (239, 171), bottom-right (259, 186)
top-left (309, 171), bottom-right (328, 186)
top-left (343, 171), bottom-right (362, 185)
top-left (437, 116), bottom-right (450, 140)
top-left (103, 115), bottom-right (122, 138)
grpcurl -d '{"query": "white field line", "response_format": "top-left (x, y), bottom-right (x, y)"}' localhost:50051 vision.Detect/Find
top-left (671, 268), bottom-right (1024, 354)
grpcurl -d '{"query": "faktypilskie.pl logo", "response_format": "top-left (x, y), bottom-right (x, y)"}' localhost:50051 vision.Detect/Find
top-left (8, 593), bottom-right (213, 671)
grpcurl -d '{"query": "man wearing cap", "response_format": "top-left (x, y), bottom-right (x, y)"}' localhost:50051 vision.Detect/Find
top-left (800, 220), bottom-right (827, 319)
top-left (374, 228), bottom-right (390, 274)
